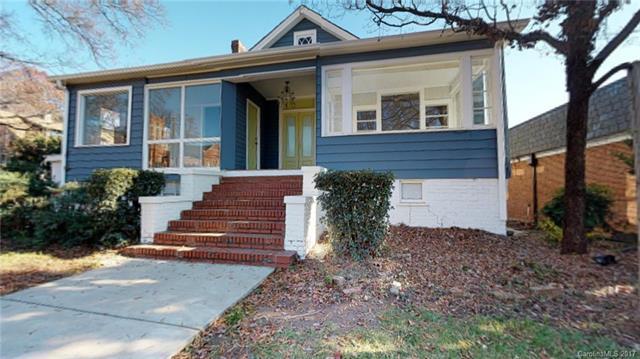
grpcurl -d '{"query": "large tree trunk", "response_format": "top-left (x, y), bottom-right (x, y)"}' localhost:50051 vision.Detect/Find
top-left (561, 71), bottom-right (591, 254)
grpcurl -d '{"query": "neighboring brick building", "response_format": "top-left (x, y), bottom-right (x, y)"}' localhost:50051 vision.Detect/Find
top-left (508, 77), bottom-right (636, 232)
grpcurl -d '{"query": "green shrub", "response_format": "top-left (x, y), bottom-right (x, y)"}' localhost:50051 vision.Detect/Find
top-left (0, 170), bottom-right (29, 206)
top-left (1, 168), bottom-right (165, 249)
top-left (32, 184), bottom-right (96, 248)
top-left (5, 134), bottom-right (60, 174)
top-left (0, 196), bottom-right (49, 247)
top-left (541, 184), bottom-right (613, 232)
top-left (315, 170), bottom-right (394, 260)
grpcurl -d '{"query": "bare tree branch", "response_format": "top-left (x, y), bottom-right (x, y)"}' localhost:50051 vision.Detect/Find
top-left (364, 0), bottom-right (567, 53)
top-left (591, 8), bottom-right (640, 69)
top-left (591, 62), bottom-right (633, 92)
top-left (1, 0), bottom-right (165, 68)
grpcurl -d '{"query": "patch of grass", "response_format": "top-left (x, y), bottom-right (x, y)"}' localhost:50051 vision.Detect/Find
top-left (523, 260), bottom-right (560, 281)
top-left (0, 250), bottom-right (114, 294)
top-left (223, 304), bottom-right (251, 327)
top-left (244, 308), bottom-right (627, 358)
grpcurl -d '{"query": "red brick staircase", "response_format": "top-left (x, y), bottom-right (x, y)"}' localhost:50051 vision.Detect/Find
top-left (121, 176), bottom-right (301, 268)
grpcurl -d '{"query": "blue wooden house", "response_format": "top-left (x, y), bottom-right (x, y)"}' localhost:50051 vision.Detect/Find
top-left (52, 6), bottom-right (521, 265)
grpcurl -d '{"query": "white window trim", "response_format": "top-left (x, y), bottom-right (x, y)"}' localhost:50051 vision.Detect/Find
top-left (293, 29), bottom-right (317, 46)
top-left (320, 49), bottom-right (498, 137)
top-left (143, 79), bottom-right (222, 172)
top-left (352, 105), bottom-right (377, 133)
top-left (423, 98), bottom-right (453, 129)
top-left (399, 180), bottom-right (426, 205)
top-left (75, 86), bottom-right (132, 148)
top-left (245, 99), bottom-right (261, 170)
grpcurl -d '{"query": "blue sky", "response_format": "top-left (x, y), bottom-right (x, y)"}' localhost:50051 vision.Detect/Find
top-left (3, 0), bottom-right (639, 127)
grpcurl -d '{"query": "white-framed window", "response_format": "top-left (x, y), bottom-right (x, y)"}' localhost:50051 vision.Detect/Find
top-left (145, 81), bottom-right (221, 170)
top-left (75, 86), bottom-right (132, 147)
top-left (400, 181), bottom-right (424, 203)
top-left (424, 99), bottom-right (452, 129)
top-left (353, 106), bottom-right (377, 132)
top-left (293, 29), bottom-right (316, 46)
top-left (472, 56), bottom-right (492, 126)
top-left (322, 51), bottom-right (496, 136)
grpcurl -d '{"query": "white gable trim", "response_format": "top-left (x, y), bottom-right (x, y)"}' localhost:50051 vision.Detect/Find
top-left (252, 6), bottom-right (357, 51)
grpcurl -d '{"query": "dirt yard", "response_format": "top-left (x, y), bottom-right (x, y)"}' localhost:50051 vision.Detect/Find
top-left (176, 226), bottom-right (639, 358)
top-left (0, 247), bottom-right (122, 295)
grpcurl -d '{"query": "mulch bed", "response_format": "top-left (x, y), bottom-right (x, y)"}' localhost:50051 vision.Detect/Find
top-left (176, 226), bottom-right (639, 357)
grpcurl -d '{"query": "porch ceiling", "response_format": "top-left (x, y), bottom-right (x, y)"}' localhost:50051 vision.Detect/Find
top-left (250, 73), bottom-right (316, 99)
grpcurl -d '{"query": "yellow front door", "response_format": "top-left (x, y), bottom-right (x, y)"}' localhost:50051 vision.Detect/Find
top-left (282, 110), bottom-right (315, 169)
top-left (247, 101), bottom-right (259, 170)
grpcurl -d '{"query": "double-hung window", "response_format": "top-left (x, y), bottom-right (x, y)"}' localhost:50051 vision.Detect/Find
top-left (76, 86), bottom-right (131, 146)
top-left (146, 82), bottom-right (221, 169)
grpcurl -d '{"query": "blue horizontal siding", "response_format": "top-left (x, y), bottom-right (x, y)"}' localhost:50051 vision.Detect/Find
top-left (270, 19), bottom-right (341, 48)
top-left (316, 130), bottom-right (498, 179)
top-left (66, 80), bottom-right (146, 181)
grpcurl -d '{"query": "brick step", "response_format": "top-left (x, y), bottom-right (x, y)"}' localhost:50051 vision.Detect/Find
top-left (181, 208), bottom-right (285, 221)
top-left (213, 183), bottom-right (303, 191)
top-left (221, 176), bottom-right (302, 184)
top-left (168, 219), bottom-right (284, 234)
top-left (193, 199), bottom-right (284, 210)
top-left (203, 190), bottom-right (300, 200)
top-left (154, 231), bottom-right (284, 249)
top-left (121, 244), bottom-right (296, 268)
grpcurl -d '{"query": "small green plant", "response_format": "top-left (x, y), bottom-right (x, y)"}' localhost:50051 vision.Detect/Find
top-left (542, 184), bottom-right (613, 232)
top-left (224, 306), bottom-right (247, 327)
top-left (315, 170), bottom-right (395, 261)
top-left (537, 218), bottom-right (563, 242)
top-left (612, 139), bottom-right (634, 174)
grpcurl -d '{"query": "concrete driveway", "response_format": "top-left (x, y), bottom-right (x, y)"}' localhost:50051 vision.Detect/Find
top-left (0, 258), bottom-right (273, 359)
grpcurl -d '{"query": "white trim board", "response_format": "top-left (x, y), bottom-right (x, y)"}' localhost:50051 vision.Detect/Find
top-left (245, 99), bottom-right (261, 170)
top-left (511, 132), bottom-right (632, 162)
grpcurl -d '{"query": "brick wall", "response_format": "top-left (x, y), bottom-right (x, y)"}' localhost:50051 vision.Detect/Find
top-left (508, 140), bottom-right (636, 232)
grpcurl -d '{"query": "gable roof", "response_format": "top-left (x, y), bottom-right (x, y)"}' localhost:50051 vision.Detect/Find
top-left (251, 5), bottom-right (358, 51)
top-left (509, 77), bottom-right (631, 159)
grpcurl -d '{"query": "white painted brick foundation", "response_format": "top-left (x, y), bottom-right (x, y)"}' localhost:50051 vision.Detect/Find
top-left (140, 196), bottom-right (193, 243)
top-left (139, 170), bottom-right (221, 243)
top-left (389, 178), bottom-right (506, 235)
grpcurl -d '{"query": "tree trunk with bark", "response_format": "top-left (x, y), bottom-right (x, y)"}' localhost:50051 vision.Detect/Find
top-left (562, 77), bottom-right (590, 254)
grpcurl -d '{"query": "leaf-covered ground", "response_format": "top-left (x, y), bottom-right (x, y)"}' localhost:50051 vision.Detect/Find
top-left (176, 227), bottom-right (639, 358)
top-left (0, 247), bottom-right (121, 295)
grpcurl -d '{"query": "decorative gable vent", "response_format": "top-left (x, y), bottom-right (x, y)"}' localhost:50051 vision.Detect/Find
top-left (293, 29), bottom-right (316, 46)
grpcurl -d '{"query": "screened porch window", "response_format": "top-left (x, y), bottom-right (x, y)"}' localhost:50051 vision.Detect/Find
top-left (323, 54), bottom-right (496, 136)
top-left (147, 83), bottom-right (221, 169)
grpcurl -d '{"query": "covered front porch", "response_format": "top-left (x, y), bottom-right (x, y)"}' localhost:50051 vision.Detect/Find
top-left (220, 68), bottom-right (316, 172)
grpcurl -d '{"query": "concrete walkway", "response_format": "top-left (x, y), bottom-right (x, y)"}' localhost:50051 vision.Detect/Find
top-left (0, 258), bottom-right (273, 359)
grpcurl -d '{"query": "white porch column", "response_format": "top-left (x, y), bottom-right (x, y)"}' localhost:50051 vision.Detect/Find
top-left (283, 166), bottom-right (326, 258)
